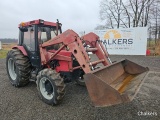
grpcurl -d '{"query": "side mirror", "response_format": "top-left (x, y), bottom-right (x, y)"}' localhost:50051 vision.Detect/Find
top-left (19, 27), bottom-right (28, 32)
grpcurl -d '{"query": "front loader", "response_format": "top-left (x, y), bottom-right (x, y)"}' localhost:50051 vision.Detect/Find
top-left (6, 19), bottom-right (149, 107)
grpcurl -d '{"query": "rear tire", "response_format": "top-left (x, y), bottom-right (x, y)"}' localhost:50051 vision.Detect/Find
top-left (36, 69), bottom-right (65, 105)
top-left (6, 49), bottom-right (31, 87)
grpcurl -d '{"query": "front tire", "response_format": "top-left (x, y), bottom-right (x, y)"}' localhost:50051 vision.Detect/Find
top-left (6, 49), bottom-right (31, 87)
top-left (36, 69), bottom-right (65, 105)
top-left (75, 76), bottom-right (86, 86)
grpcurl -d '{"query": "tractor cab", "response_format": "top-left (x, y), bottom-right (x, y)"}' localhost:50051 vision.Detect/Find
top-left (18, 19), bottom-right (62, 68)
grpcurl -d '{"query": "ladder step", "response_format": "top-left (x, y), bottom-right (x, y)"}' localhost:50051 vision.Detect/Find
top-left (86, 48), bottom-right (97, 52)
top-left (91, 59), bottom-right (104, 65)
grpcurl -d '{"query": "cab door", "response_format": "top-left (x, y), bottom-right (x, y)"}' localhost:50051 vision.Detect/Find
top-left (22, 25), bottom-right (41, 68)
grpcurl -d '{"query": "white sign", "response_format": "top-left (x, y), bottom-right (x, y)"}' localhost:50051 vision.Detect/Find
top-left (95, 27), bottom-right (147, 55)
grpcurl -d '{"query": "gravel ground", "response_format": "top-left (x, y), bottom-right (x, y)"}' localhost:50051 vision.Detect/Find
top-left (0, 56), bottom-right (160, 120)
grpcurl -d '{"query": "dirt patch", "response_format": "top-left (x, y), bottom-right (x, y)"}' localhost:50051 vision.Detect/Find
top-left (0, 56), bottom-right (160, 120)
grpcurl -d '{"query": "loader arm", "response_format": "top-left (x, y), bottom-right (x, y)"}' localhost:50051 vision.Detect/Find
top-left (40, 29), bottom-right (111, 73)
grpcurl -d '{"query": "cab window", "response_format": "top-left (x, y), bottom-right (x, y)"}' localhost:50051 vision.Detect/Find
top-left (38, 26), bottom-right (61, 43)
top-left (23, 27), bottom-right (35, 51)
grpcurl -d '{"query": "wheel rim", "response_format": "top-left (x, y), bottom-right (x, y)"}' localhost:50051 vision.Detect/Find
top-left (8, 58), bottom-right (17, 80)
top-left (39, 77), bottom-right (54, 100)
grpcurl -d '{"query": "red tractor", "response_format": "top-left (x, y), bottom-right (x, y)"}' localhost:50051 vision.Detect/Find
top-left (6, 19), bottom-right (148, 107)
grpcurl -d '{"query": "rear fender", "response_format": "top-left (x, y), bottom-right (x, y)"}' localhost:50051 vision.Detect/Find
top-left (12, 46), bottom-right (28, 56)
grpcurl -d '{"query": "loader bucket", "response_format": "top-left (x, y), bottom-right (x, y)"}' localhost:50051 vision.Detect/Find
top-left (84, 59), bottom-right (149, 107)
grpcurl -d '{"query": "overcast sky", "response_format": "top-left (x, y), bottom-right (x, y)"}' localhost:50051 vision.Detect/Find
top-left (0, 0), bottom-right (101, 38)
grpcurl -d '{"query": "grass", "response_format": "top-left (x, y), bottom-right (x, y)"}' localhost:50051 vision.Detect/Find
top-left (147, 40), bottom-right (160, 55)
top-left (0, 43), bottom-right (16, 59)
top-left (0, 49), bottom-right (9, 59)
top-left (0, 40), bottom-right (159, 58)
top-left (147, 40), bottom-right (156, 47)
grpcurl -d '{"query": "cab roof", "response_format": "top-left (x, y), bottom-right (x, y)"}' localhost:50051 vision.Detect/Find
top-left (18, 19), bottom-right (57, 27)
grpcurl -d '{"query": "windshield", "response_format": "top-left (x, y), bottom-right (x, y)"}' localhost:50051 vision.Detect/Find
top-left (38, 26), bottom-right (61, 43)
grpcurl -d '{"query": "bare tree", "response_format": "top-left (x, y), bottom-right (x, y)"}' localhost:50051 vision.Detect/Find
top-left (99, 0), bottom-right (155, 29)
top-left (121, 2), bottom-right (131, 27)
top-left (149, 0), bottom-right (160, 44)
top-left (100, 0), bottom-right (125, 28)
top-left (128, 0), bottom-right (154, 27)
top-left (98, 0), bottom-right (160, 48)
